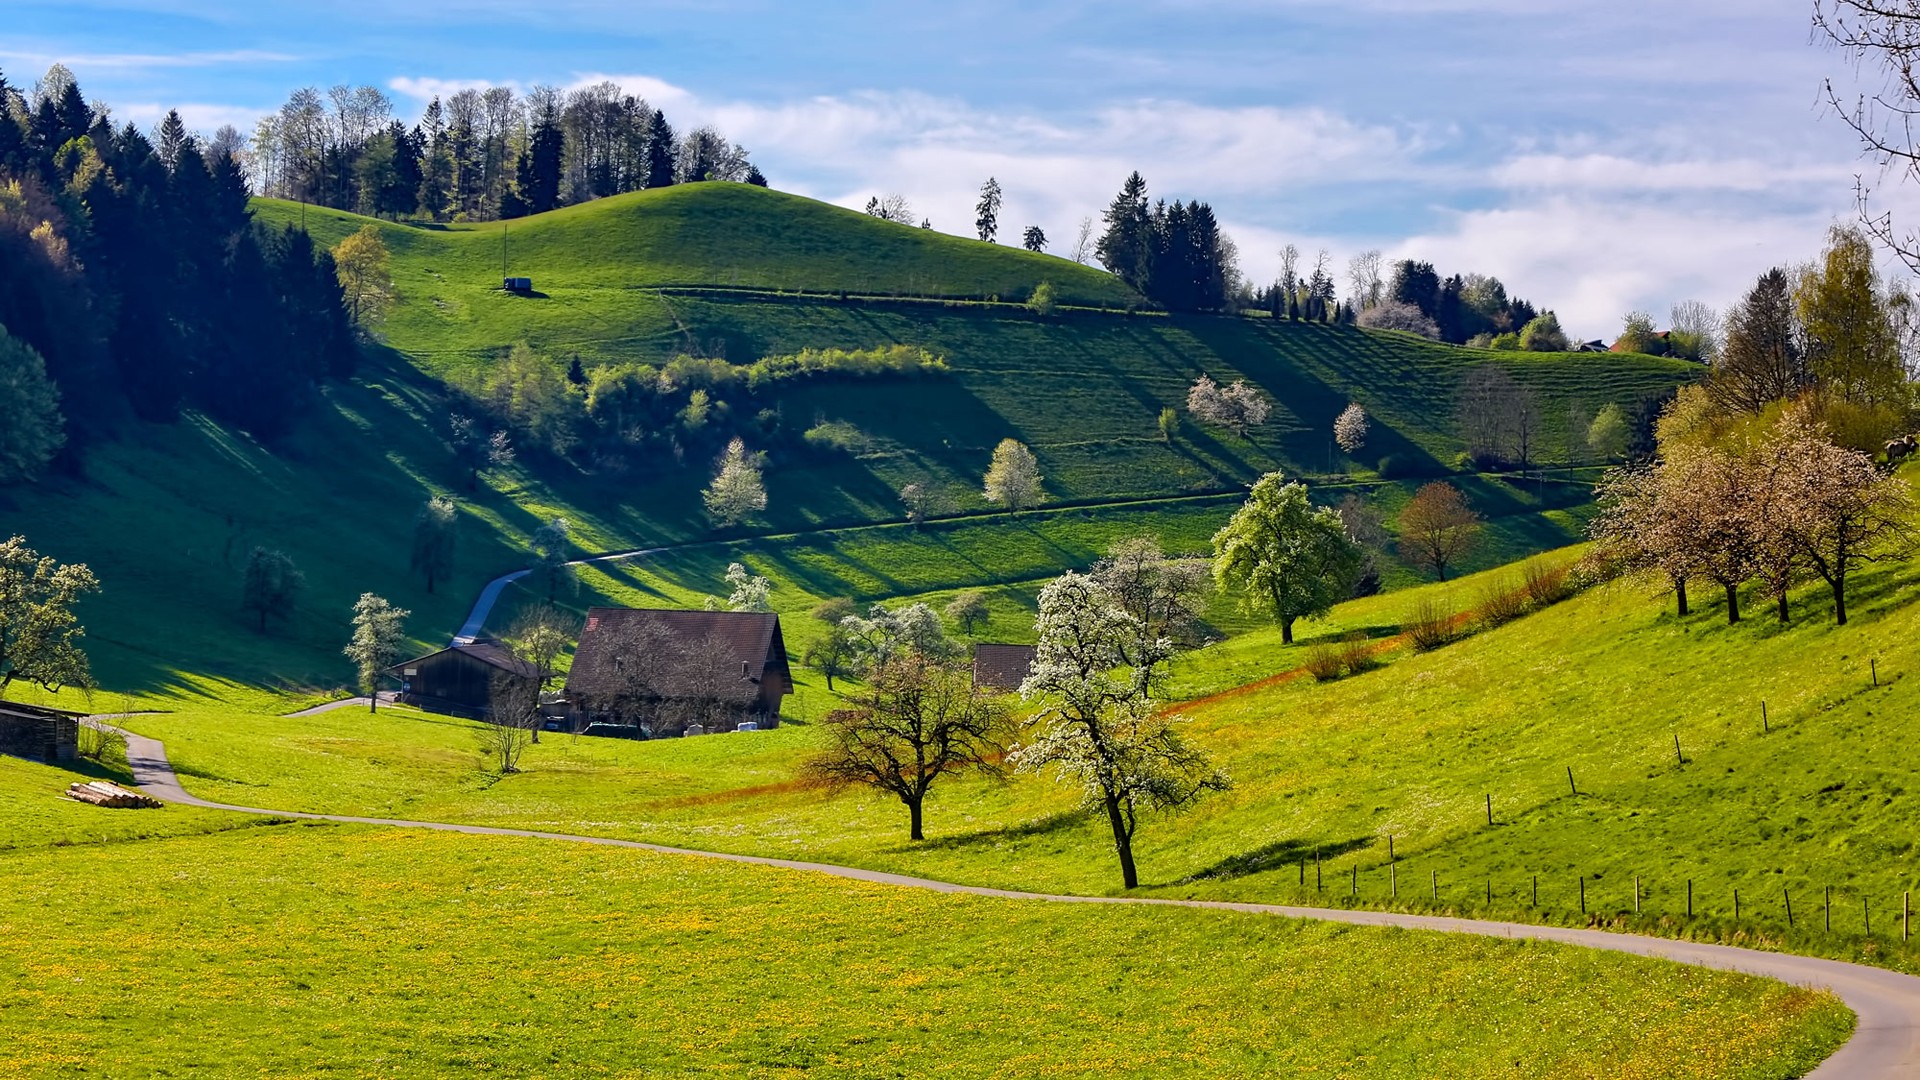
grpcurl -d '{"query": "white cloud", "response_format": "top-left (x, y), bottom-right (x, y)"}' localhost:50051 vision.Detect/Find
top-left (116, 101), bottom-right (275, 138)
top-left (388, 76), bottom-right (522, 102)
top-left (1492, 153), bottom-right (1849, 194)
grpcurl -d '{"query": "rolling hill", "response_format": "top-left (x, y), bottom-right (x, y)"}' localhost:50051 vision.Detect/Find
top-left (4, 183), bottom-right (1695, 690)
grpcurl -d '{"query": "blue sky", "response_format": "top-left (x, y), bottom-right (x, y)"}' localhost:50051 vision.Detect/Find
top-left (4, 0), bottom-right (1894, 336)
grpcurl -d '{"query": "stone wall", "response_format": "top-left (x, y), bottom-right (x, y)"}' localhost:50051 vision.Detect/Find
top-left (0, 713), bottom-right (78, 764)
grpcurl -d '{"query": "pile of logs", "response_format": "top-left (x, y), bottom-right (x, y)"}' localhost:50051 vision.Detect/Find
top-left (65, 780), bottom-right (161, 809)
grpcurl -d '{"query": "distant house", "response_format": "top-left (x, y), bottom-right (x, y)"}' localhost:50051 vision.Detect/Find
top-left (1576, 339), bottom-right (1609, 353)
top-left (972, 643), bottom-right (1036, 693)
top-left (0, 701), bottom-right (83, 765)
top-left (565, 608), bottom-right (792, 736)
top-left (391, 639), bottom-right (540, 720)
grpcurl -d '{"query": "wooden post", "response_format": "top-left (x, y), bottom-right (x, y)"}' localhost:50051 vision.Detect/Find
top-left (1431, 869), bottom-right (1438, 901)
top-left (1351, 865), bottom-right (1357, 898)
top-left (1388, 834), bottom-right (1394, 861)
top-left (1567, 766), bottom-right (1576, 795)
top-left (1316, 850), bottom-right (1322, 892)
top-left (1871, 659), bottom-right (1878, 687)
top-left (1735, 888), bottom-right (1741, 921)
top-left (1579, 876), bottom-right (1585, 915)
top-left (1905, 892), bottom-right (1910, 943)
top-left (1486, 793), bottom-right (1493, 826)
top-left (1761, 701), bottom-right (1768, 733)
top-left (1390, 860), bottom-right (1397, 901)
top-left (1634, 876), bottom-right (1641, 915)
top-left (1687, 879), bottom-right (1693, 918)
top-left (1531, 875), bottom-right (1537, 908)
top-left (1826, 885), bottom-right (1832, 932)
top-left (1300, 859), bottom-right (1305, 886)
top-left (1674, 732), bottom-right (1684, 766)
top-left (1486, 878), bottom-right (1491, 905)
top-left (1785, 888), bottom-right (1793, 928)
top-left (1865, 897), bottom-right (1871, 936)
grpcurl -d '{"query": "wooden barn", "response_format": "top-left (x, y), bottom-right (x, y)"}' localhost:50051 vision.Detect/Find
top-left (565, 608), bottom-right (791, 736)
top-left (0, 701), bottom-right (83, 765)
top-left (972, 643), bottom-right (1037, 693)
top-left (391, 639), bottom-right (540, 720)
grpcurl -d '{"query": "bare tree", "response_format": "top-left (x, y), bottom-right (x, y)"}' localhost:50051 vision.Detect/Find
top-left (1070, 216), bottom-right (1095, 264)
top-left (1814, 1), bottom-right (1920, 272)
top-left (1456, 366), bottom-right (1535, 468)
top-left (480, 670), bottom-right (539, 773)
top-left (1346, 250), bottom-right (1384, 311)
top-left (1397, 482), bottom-right (1482, 582)
top-left (806, 654), bottom-right (1014, 840)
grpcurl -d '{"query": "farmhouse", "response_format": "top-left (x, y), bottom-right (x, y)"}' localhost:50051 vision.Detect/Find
top-left (565, 607), bottom-right (791, 735)
top-left (971, 643), bottom-right (1036, 693)
top-left (0, 701), bottom-right (83, 765)
top-left (391, 639), bottom-right (541, 719)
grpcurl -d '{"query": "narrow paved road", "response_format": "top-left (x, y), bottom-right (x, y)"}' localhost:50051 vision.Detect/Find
top-left (104, 725), bottom-right (1919, 1077)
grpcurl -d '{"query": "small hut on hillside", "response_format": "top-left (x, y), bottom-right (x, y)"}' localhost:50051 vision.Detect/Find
top-left (971, 643), bottom-right (1037, 693)
top-left (565, 608), bottom-right (791, 736)
top-left (391, 639), bottom-right (541, 720)
top-left (0, 701), bottom-right (83, 764)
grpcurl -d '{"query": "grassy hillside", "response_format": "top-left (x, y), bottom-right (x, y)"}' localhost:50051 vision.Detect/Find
top-left (0, 184), bottom-right (1694, 690)
top-left (94, 511), bottom-right (1920, 970)
top-left (0, 827), bottom-right (1847, 1079)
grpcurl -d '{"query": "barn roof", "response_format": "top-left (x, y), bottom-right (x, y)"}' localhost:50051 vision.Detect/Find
top-left (0, 701), bottom-right (88, 722)
top-left (972, 643), bottom-right (1036, 692)
top-left (565, 607), bottom-right (789, 700)
top-left (391, 639), bottom-right (539, 679)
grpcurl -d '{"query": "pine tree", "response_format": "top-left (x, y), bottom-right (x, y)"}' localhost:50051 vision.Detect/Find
top-left (527, 114), bottom-right (564, 212)
top-left (974, 177), bottom-right (1002, 243)
top-left (646, 109), bottom-right (677, 189)
top-left (1097, 172), bottom-right (1152, 293)
top-left (155, 109), bottom-right (188, 172)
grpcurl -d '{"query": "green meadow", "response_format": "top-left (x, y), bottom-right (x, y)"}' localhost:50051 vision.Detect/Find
top-left (0, 826), bottom-right (1850, 1079)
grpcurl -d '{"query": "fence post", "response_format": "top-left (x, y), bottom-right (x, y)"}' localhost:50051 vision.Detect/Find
top-left (1687, 879), bottom-right (1693, 919)
top-left (1431, 869), bottom-right (1437, 901)
top-left (1735, 888), bottom-right (1740, 921)
top-left (1865, 897), bottom-right (1871, 936)
top-left (1785, 888), bottom-right (1793, 929)
top-left (1634, 876), bottom-right (1641, 915)
top-left (1761, 700), bottom-right (1768, 734)
top-left (1486, 793), bottom-right (1493, 826)
top-left (1351, 865), bottom-right (1357, 899)
top-left (1579, 876), bottom-right (1585, 915)
top-left (1872, 659), bottom-right (1878, 687)
top-left (1826, 886), bottom-right (1832, 932)
top-left (1486, 878), bottom-right (1491, 905)
top-left (1674, 732), bottom-right (1684, 766)
top-left (1905, 892), bottom-right (1910, 943)
top-left (1300, 859), bottom-right (1305, 886)
top-left (1316, 850), bottom-right (1322, 892)
top-left (1390, 860), bottom-right (1397, 901)
top-left (1531, 875), bottom-right (1538, 908)
top-left (1567, 766), bottom-right (1576, 796)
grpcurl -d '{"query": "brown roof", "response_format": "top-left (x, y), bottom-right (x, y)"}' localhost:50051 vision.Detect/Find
top-left (972, 643), bottom-right (1036, 692)
top-left (391, 639), bottom-right (540, 679)
top-left (0, 701), bottom-right (88, 721)
top-left (565, 607), bottom-right (790, 700)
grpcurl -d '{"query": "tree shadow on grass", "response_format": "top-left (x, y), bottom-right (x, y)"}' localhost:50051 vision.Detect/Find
top-left (909, 809), bottom-right (1094, 853)
top-left (1180, 833), bottom-right (1376, 884)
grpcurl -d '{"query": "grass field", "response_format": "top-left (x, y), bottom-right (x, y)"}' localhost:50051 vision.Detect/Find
top-left (0, 744), bottom-right (262, 853)
top-left (72, 512), bottom-right (1920, 973)
top-left (0, 825), bottom-right (1852, 1079)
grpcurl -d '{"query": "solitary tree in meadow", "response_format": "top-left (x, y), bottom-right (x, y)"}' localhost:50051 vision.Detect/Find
top-left (807, 653), bottom-right (1014, 840)
top-left (1587, 404), bottom-right (1631, 462)
top-left (944, 590), bottom-right (990, 635)
top-left (983, 439), bottom-right (1044, 512)
top-left (1012, 571), bottom-right (1230, 889)
top-left (721, 562), bottom-right (773, 612)
top-left (1333, 402), bottom-right (1369, 454)
top-left (528, 518), bottom-right (576, 602)
top-left (1187, 376), bottom-right (1271, 437)
top-left (975, 177), bottom-right (1002, 243)
top-left (1211, 473), bottom-right (1362, 644)
top-left (1022, 225), bottom-right (1047, 252)
top-left (704, 437), bottom-right (768, 526)
top-left (240, 547), bottom-right (304, 634)
top-left (343, 593), bottom-right (409, 712)
top-left (0, 535), bottom-right (99, 695)
top-left (409, 494), bottom-right (458, 594)
top-left (1397, 482), bottom-right (1482, 582)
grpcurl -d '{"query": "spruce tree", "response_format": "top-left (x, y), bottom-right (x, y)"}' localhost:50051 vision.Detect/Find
top-left (975, 176), bottom-right (1002, 243)
top-left (646, 109), bottom-right (677, 189)
top-left (1096, 172), bottom-right (1152, 293)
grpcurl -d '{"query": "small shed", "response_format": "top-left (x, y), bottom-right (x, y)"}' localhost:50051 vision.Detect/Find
top-left (565, 608), bottom-right (791, 735)
top-left (503, 277), bottom-right (533, 292)
top-left (972, 643), bottom-right (1037, 693)
top-left (0, 701), bottom-right (83, 765)
top-left (391, 639), bottom-right (540, 720)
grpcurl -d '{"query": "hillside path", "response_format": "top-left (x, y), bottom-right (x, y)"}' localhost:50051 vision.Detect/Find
top-left (283, 692), bottom-right (398, 717)
top-left (103, 723), bottom-right (1918, 1078)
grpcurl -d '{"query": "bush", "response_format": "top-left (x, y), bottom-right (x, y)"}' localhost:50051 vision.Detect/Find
top-left (1489, 332), bottom-right (1521, 351)
top-left (1356, 299), bottom-right (1440, 339)
top-left (802, 420), bottom-right (873, 455)
top-left (1338, 633), bottom-right (1378, 675)
top-left (1404, 596), bottom-right (1456, 651)
top-left (1523, 559), bottom-right (1575, 607)
top-left (1474, 578), bottom-right (1527, 630)
top-left (1519, 312), bottom-right (1568, 352)
top-left (1377, 454), bottom-right (1411, 479)
top-left (1304, 642), bottom-right (1345, 682)
top-left (1026, 281), bottom-right (1058, 317)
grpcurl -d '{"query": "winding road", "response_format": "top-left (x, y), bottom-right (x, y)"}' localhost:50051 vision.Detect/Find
top-left (105, 723), bottom-right (1920, 1078)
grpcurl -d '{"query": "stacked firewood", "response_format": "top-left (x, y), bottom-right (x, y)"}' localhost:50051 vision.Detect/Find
top-left (65, 781), bottom-right (161, 809)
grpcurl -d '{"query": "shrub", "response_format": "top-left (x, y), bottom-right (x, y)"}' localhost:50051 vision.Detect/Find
top-left (1026, 281), bottom-right (1058, 316)
top-left (802, 420), bottom-right (872, 455)
top-left (1356, 299), bottom-right (1440, 339)
top-left (1518, 312), bottom-right (1568, 352)
top-left (1523, 559), bottom-right (1575, 607)
top-left (1404, 596), bottom-right (1456, 651)
top-left (1474, 578), bottom-right (1527, 630)
top-left (1489, 332), bottom-right (1521, 351)
top-left (1304, 642), bottom-right (1345, 682)
top-left (1338, 633), bottom-right (1378, 675)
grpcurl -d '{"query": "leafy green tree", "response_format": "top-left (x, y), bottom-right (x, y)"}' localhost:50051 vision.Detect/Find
top-left (704, 437), bottom-right (768, 526)
top-left (974, 176), bottom-right (1002, 242)
top-left (1587, 403), bottom-right (1631, 462)
top-left (241, 547), bottom-right (304, 634)
top-left (1158, 407), bottom-right (1180, 443)
top-left (332, 224), bottom-right (393, 328)
top-left (343, 593), bottom-right (409, 712)
top-left (1797, 224), bottom-right (1905, 407)
top-left (983, 438), bottom-right (1044, 512)
top-left (410, 494), bottom-right (458, 594)
top-left (1011, 572), bottom-right (1229, 888)
top-left (507, 604), bottom-right (576, 689)
top-left (1519, 312), bottom-right (1568, 352)
top-left (0, 535), bottom-right (99, 694)
top-left (1022, 225), bottom-right (1047, 252)
top-left (1211, 473), bottom-right (1363, 644)
top-left (1617, 311), bottom-right (1661, 355)
top-left (1397, 482), bottom-right (1482, 582)
top-left (1025, 281), bottom-right (1057, 316)
top-left (0, 326), bottom-right (64, 485)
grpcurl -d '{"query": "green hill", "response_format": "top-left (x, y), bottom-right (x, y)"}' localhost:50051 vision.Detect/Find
top-left (4, 185), bottom-right (1695, 690)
